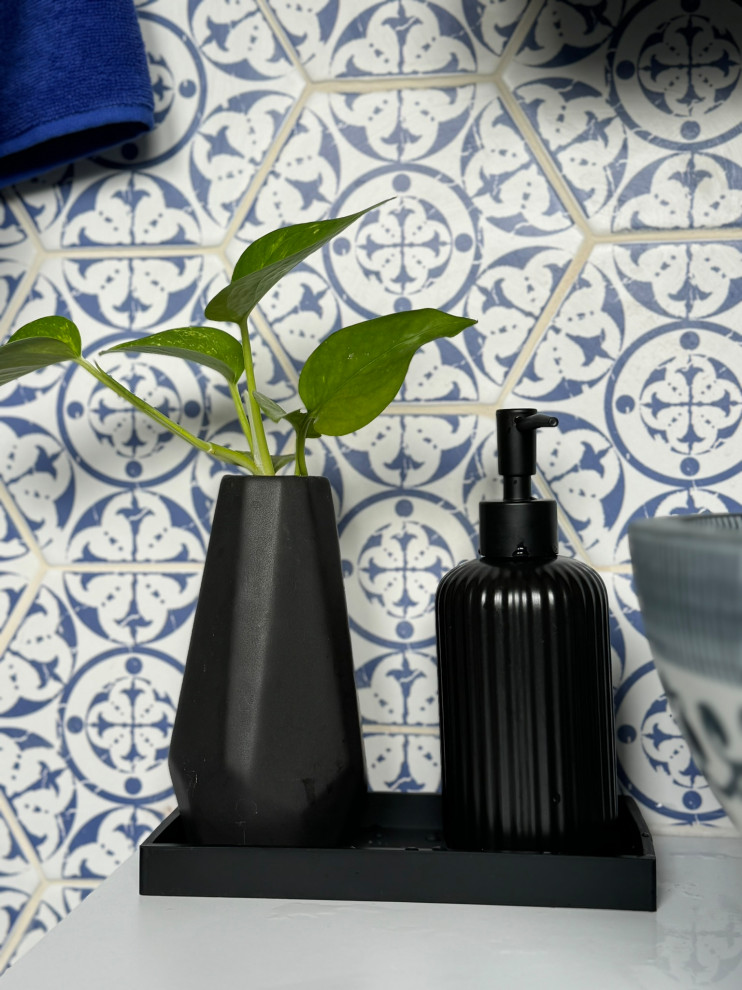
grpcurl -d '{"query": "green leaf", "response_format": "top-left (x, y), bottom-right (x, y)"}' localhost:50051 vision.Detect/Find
top-left (101, 327), bottom-right (244, 384)
top-left (205, 200), bottom-right (391, 323)
top-left (0, 316), bottom-right (81, 386)
top-left (285, 410), bottom-right (321, 439)
top-left (253, 391), bottom-right (287, 423)
top-left (298, 309), bottom-right (476, 436)
top-left (271, 453), bottom-right (296, 472)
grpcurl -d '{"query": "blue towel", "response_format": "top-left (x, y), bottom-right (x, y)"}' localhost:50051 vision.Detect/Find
top-left (0, 0), bottom-right (154, 187)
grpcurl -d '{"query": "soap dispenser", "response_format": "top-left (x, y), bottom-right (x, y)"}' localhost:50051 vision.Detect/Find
top-left (436, 408), bottom-right (618, 852)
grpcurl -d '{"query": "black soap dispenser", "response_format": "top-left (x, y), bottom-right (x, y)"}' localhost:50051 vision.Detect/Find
top-left (436, 408), bottom-right (618, 852)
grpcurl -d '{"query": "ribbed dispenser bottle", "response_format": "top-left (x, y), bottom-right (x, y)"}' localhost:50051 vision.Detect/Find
top-left (436, 408), bottom-right (618, 852)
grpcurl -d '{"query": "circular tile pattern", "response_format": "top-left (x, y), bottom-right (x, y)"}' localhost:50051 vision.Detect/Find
top-left (59, 647), bottom-right (182, 805)
top-left (606, 321), bottom-right (742, 485)
top-left (609, 0), bottom-right (742, 150)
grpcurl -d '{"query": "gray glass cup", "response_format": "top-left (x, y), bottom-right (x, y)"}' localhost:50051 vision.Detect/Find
top-left (629, 514), bottom-right (742, 833)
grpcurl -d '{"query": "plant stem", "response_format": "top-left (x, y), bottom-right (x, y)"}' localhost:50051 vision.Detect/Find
top-left (238, 316), bottom-right (274, 475)
top-left (76, 358), bottom-right (257, 473)
top-left (294, 427), bottom-right (308, 476)
top-left (228, 380), bottom-right (254, 451)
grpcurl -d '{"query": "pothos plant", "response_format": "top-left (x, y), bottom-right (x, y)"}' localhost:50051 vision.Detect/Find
top-left (0, 202), bottom-right (476, 476)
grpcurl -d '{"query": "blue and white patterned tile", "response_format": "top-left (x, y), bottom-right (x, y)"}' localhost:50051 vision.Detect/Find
top-left (505, 0), bottom-right (742, 233)
top-left (11, 5), bottom-right (304, 249)
top-left (0, 502), bottom-right (39, 644)
top-left (339, 489), bottom-right (477, 655)
top-left (354, 638), bottom-right (439, 726)
top-left (0, 871), bottom-right (41, 969)
top-left (235, 84), bottom-right (580, 404)
top-left (510, 240), bottom-right (742, 565)
top-left (0, 198), bottom-right (35, 325)
top-left (265, 0), bottom-right (530, 80)
top-left (0, 566), bottom-right (189, 879)
top-left (364, 731), bottom-right (441, 792)
top-left (3, 885), bottom-right (99, 973)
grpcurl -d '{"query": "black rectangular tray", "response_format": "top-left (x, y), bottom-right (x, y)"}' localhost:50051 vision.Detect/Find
top-left (139, 793), bottom-right (655, 911)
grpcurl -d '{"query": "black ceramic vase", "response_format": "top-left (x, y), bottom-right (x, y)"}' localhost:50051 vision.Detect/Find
top-left (168, 475), bottom-right (366, 846)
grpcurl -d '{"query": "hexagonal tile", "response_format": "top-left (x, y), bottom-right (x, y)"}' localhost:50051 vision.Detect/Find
top-left (505, 0), bottom-right (742, 233)
top-left (230, 83), bottom-right (580, 405)
top-left (509, 240), bottom-right (742, 565)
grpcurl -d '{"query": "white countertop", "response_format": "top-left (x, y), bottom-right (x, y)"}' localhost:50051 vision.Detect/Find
top-left (3, 835), bottom-right (742, 989)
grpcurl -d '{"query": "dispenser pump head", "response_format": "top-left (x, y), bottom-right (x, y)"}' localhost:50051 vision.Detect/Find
top-left (480, 408), bottom-right (559, 560)
top-left (497, 409), bottom-right (558, 502)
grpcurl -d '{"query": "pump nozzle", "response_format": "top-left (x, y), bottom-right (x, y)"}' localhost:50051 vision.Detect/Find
top-left (496, 408), bottom-right (559, 502)
top-left (480, 408), bottom-right (559, 560)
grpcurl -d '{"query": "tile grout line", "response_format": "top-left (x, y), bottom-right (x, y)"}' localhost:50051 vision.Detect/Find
top-left (311, 72), bottom-right (498, 92)
top-left (492, 0), bottom-right (544, 81)
top-left (594, 226), bottom-right (742, 244)
top-left (0, 483), bottom-right (45, 567)
top-left (3, 188), bottom-right (44, 256)
top-left (219, 86), bottom-right (312, 254)
top-left (533, 467), bottom-right (592, 564)
top-left (0, 790), bottom-right (44, 880)
top-left (254, 0), bottom-right (311, 85)
top-left (0, 250), bottom-right (43, 341)
top-left (363, 724), bottom-right (439, 735)
top-left (44, 562), bottom-right (204, 573)
top-left (0, 566), bottom-right (46, 667)
top-left (0, 878), bottom-right (49, 976)
top-left (22, 222), bottom-right (742, 263)
top-left (597, 564), bottom-right (633, 574)
top-left (43, 244), bottom-right (226, 260)
top-left (493, 234), bottom-right (593, 412)
top-left (495, 81), bottom-right (592, 239)
top-left (45, 878), bottom-right (101, 889)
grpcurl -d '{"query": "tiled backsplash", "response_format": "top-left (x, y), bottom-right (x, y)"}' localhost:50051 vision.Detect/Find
top-left (1, 0), bottom-right (741, 967)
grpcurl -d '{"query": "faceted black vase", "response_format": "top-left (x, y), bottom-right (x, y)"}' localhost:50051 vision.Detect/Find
top-left (169, 475), bottom-right (366, 846)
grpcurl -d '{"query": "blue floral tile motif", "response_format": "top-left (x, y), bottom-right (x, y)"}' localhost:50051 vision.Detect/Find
top-left (612, 241), bottom-right (742, 318)
top-left (511, 240), bottom-right (742, 566)
top-left (6, 897), bottom-right (60, 971)
top-left (62, 573), bottom-right (199, 647)
top-left (239, 85), bottom-right (579, 403)
top-left (518, 0), bottom-right (623, 68)
top-left (606, 322), bottom-right (742, 487)
top-left (355, 642), bottom-right (439, 725)
top-left (607, 0), bottom-right (742, 151)
top-left (266, 0), bottom-right (528, 80)
top-left (507, 0), bottom-right (742, 232)
top-left (337, 415), bottom-right (477, 490)
top-left (0, 199), bottom-right (33, 322)
top-left (67, 492), bottom-right (204, 565)
top-left (329, 85), bottom-right (476, 163)
top-left (364, 731), bottom-right (441, 791)
top-left (62, 806), bottom-right (162, 879)
top-left (59, 646), bottom-right (181, 806)
top-left (0, 586), bottom-right (76, 719)
top-left (188, 0), bottom-right (294, 81)
top-left (0, 728), bottom-right (77, 865)
top-left (0, 813), bottom-right (33, 880)
top-left (0, 419), bottom-right (75, 554)
top-left (0, 871), bottom-right (39, 971)
top-left (339, 491), bottom-right (476, 651)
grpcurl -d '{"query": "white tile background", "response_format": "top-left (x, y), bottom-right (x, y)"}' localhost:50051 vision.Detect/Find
top-left (1, 0), bottom-right (742, 968)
